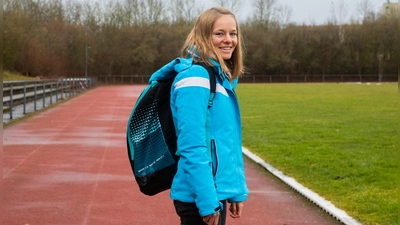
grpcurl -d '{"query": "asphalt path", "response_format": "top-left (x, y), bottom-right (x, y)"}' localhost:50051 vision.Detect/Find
top-left (3, 86), bottom-right (342, 225)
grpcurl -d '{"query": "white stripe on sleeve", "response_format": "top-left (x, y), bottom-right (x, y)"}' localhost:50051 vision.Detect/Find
top-left (174, 77), bottom-right (229, 97)
top-left (174, 77), bottom-right (209, 90)
top-left (216, 84), bottom-right (228, 97)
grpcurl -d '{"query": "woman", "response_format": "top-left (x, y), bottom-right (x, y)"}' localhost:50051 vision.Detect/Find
top-left (169, 7), bottom-right (249, 225)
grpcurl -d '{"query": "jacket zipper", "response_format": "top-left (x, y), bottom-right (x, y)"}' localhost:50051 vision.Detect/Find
top-left (211, 139), bottom-right (219, 177)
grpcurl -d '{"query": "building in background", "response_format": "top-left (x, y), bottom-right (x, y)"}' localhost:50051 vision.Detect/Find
top-left (381, 1), bottom-right (398, 17)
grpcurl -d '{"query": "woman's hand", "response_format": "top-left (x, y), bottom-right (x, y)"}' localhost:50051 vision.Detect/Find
top-left (229, 202), bottom-right (244, 218)
top-left (202, 212), bottom-right (220, 225)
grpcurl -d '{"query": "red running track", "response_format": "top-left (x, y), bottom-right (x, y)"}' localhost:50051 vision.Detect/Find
top-left (3, 86), bottom-right (342, 225)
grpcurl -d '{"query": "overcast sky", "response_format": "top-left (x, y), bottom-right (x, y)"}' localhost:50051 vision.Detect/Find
top-left (82, 0), bottom-right (395, 25)
top-left (204, 0), bottom-right (394, 24)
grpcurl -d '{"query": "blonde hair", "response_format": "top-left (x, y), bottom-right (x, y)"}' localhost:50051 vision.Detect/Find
top-left (180, 7), bottom-right (244, 80)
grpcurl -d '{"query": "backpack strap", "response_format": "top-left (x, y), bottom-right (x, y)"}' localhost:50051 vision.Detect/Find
top-left (194, 62), bottom-right (216, 164)
top-left (194, 62), bottom-right (216, 107)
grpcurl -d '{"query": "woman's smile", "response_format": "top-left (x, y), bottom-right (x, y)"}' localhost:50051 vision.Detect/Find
top-left (212, 15), bottom-right (238, 60)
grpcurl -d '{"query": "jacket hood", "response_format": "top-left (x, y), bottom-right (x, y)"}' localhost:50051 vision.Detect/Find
top-left (148, 54), bottom-right (238, 89)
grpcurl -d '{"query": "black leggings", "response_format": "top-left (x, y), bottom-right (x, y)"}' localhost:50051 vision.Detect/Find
top-left (174, 200), bottom-right (227, 225)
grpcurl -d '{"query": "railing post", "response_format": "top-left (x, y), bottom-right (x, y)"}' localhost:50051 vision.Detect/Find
top-left (42, 81), bottom-right (46, 108)
top-left (34, 82), bottom-right (37, 111)
top-left (66, 80), bottom-right (69, 98)
top-left (23, 82), bottom-right (27, 114)
top-left (56, 80), bottom-right (59, 102)
top-left (74, 79), bottom-right (77, 95)
top-left (69, 79), bottom-right (72, 96)
top-left (59, 80), bottom-right (63, 100)
top-left (9, 83), bottom-right (13, 120)
top-left (50, 81), bottom-right (53, 104)
top-left (69, 79), bottom-right (72, 98)
top-left (65, 79), bottom-right (68, 98)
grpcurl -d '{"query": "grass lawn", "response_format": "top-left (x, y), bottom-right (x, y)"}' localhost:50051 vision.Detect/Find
top-left (236, 83), bottom-right (397, 225)
top-left (3, 71), bottom-right (38, 81)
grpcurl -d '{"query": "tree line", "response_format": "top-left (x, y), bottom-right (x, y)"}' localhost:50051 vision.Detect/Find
top-left (3, 0), bottom-right (398, 78)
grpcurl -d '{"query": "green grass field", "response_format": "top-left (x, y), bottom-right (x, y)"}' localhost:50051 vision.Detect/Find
top-left (236, 83), bottom-right (397, 225)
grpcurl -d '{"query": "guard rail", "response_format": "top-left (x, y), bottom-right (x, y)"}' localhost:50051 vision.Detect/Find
top-left (3, 78), bottom-right (97, 122)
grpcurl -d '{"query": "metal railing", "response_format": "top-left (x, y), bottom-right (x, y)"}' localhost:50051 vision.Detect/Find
top-left (3, 78), bottom-right (97, 123)
top-left (239, 74), bottom-right (398, 83)
top-left (96, 74), bottom-right (398, 84)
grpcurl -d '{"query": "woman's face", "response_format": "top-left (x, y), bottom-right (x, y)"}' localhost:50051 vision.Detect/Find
top-left (212, 15), bottom-right (238, 60)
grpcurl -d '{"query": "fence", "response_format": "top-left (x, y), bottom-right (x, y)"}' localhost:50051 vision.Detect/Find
top-left (96, 74), bottom-right (398, 84)
top-left (3, 78), bottom-right (97, 122)
top-left (239, 74), bottom-right (397, 83)
top-left (4, 74), bottom-right (397, 123)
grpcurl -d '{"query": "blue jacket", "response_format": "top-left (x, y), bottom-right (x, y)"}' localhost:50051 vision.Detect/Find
top-left (149, 56), bottom-right (249, 217)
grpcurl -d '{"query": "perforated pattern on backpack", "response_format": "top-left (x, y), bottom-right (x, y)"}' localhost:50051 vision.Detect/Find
top-left (128, 98), bottom-right (175, 177)
top-left (130, 99), bottom-right (160, 143)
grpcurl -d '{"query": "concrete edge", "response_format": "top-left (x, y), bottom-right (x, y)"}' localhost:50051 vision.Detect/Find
top-left (242, 147), bottom-right (362, 225)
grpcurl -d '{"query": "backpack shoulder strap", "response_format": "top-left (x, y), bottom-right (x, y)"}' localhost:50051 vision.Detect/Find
top-left (193, 61), bottom-right (217, 163)
top-left (194, 62), bottom-right (216, 107)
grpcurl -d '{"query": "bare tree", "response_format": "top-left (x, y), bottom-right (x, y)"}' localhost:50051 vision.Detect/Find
top-left (276, 4), bottom-right (293, 28)
top-left (251, 0), bottom-right (278, 28)
top-left (215, 0), bottom-right (242, 16)
top-left (64, 1), bottom-right (83, 24)
top-left (337, 1), bottom-right (348, 24)
top-left (329, 1), bottom-right (348, 25)
top-left (356, 0), bottom-right (376, 22)
top-left (103, 1), bottom-right (130, 27)
top-left (3, 0), bottom-right (398, 77)
top-left (168, 0), bottom-right (200, 24)
top-left (142, 0), bottom-right (164, 24)
top-left (82, 1), bottom-right (102, 31)
top-left (101, 0), bottom-right (165, 26)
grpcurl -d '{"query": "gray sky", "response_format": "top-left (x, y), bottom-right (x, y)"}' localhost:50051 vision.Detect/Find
top-left (277, 0), bottom-right (389, 24)
top-left (204, 0), bottom-right (394, 24)
top-left (82, 0), bottom-right (395, 25)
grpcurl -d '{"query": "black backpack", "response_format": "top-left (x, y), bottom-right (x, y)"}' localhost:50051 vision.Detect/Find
top-left (126, 61), bottom-right (216, 196)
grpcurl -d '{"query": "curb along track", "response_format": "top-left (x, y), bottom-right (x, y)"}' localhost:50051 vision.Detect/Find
top-left (242, 147), bottom-right (362, 225)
